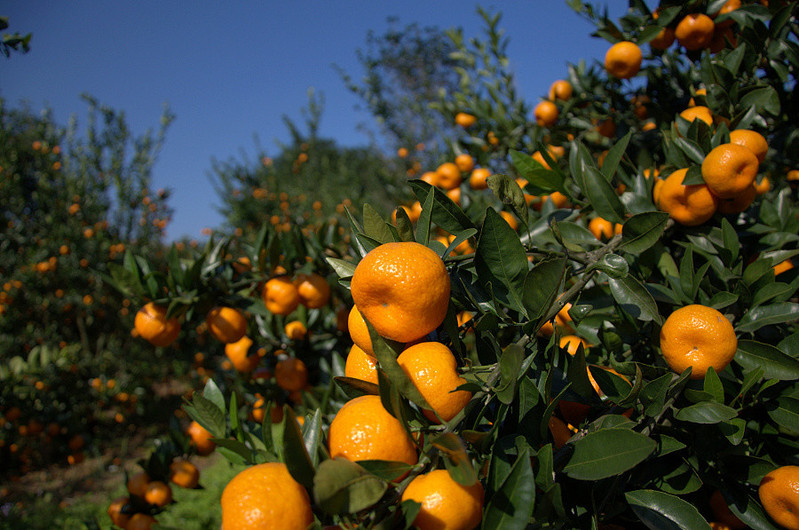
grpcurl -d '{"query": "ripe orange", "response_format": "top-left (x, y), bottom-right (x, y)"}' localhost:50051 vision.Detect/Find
top-left (134, 303), bottom-right (180, 347)
top-left (262, 276), bottom-right (300, 315)
top-left (675, 14), bottom-right (715, 50)
top-left (679, 106), bottom-right (714, 127)
top-left (688, 88), bottom-right (708, 107)
top-left (397, 342), bottom-right (472, 423)
top-left (717, 184), bottom-right (756, 214)
top-left (469, 167), bottom-right (491, 190)
top-left (187, 420), bottom-right (216, 456)
top-left (126, 513), bottom-right (157, 530)
top-left (455, 153), bottom-right (475, 173)
top-left (344, 344), bottom-right (379, 385)
top-left (328, 395), bottom-right (417, 465)
top-left (702, 143), bottom-right (759, 199)
top-left (560, 335), bottom-right (589, 356)
top-left (455, 112), bottom-right (477, 128)
top-left (206, 306), bottom-right (247, 344)
top-left (144, 480), bottom-right (172, 507)
top-left (397, 147), bottom-right (409, 158)
top-left (221, 462), bottom-right (313, 530)
top-left (127, 471), bottom-right (150, 497)
top-left (650, 26), bottom-right (676, 50)
top-left (604, 41), bottom-right (643, 79)
top-left (754, 176), bottom-right (771, 195)
top-left (709, 490), bottom-right (746, 530)
top-left (436, 162), bottom-right (462, 190)
top-left (350, 242), bottom-right (451, 343)
top-left (534, 101), bottom-right (559, 127)
top-left (224, 336), bottom-right (259, 373)
top-left (170, 460), bottom-right (200, 489)
top-left (549, 79), bottom-right (573, 101)
top-left (284, 320), bottom-right (307, 340)
top-left (588, 217), bottom-right (621, 240)
top-left (348, 305), bottom-right (373, 354)
top-left (420, 171), bottom-right (441, 187)
top-left (401, 469), bottom-right (484, 530)
top-left (107, 496), bottom-right (131, 528)
top-left (660, 304), bottom-right (737, 379)
top-left (546, 191), bottom-right (570, 209)
top-left (729, 129), bottom-right (768, 163)
top-left (759, 465), bottom-right (799, 529)
top-left (657, 168), bottom-right (718, 226)
top-left (774, 259), bottom-right (794, 276)
top-left (597, 119), bottom-right (617, 138)
top-left (275, 357), bottom-right (308, 391)
top-left (294, 273), bottom-right (330, 308)
top-left (549, 416), bottom-right (574, 448)
top-left (500, 210), bottom-right (519, 231)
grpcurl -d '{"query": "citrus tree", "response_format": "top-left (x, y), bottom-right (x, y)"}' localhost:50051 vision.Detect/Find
top-left (107, 1), bottom-right (799, 529)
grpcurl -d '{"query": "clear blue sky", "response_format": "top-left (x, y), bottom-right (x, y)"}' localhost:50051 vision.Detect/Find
top-left (2, 1), bottom-right (625, 241)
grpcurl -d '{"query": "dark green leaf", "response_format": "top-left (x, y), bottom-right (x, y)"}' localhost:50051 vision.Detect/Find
top-left (619, 212), bottom-right (669, 254)
top-left (626, 489), bottom-right (712, 530)
top-left (363, 204), bottom-right (397, 244)
top-left (313, 458), bottom-right (389, 515)
top-left (601, 131), bottom-right (632, 180)
top-left (563, 429), bottom-right (656, 480)
top-left (487, 173), bottom-right (529, 225)
top-left (673, 402), bottom-right (738, 424)
top-left (582, 166), bottom-right (626, 224)
top-left (523, 257), bottom-right (567, 321)
top-left (475, 208), bottom-right (529, 316)
top-left (737, 303), bottom-right (799, 332)
top-left (608, 276), bottom-right (663, 324)
top-left (282, 407), bottom-right (315, 489)
top-left (496, 344), bottom-right (524, 404)
top-left (482, 447), bottom-right (535, 530)
top-left (736, 340), bottom-right (799, 381)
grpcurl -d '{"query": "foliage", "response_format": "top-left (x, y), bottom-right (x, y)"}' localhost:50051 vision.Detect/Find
top-left (0, 16), bottom-right (31, 58)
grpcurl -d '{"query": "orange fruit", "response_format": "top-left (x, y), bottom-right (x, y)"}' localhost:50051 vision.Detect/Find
top-left (660, 304), bottom-right (737, 379)
top-left (144, 480), bottom-right (172, 507)
top-left (717, 184), bottom-right (756, 214)
top-left (221, 462), bottom-right (313, 530)
top-left (262, 276), bottom-right (300, 315)
top-left (206, 306), bottom-right (247, 344)
top-left (455, 112), bottom-right (477, 128)
top-left (170, 460), bottom-right (200, 489)
top-left (469, 167), bottom-right (491, 190)
top-left (560, 335), bottom-right (589, 356)
top-left (650, 26), bottom-right (676, 50)
top-left (679, 106), bottom-right (714, 127)
top-left (729, 129), bottom-right (768, 163)
top-left (534, 101), bottom-right (559, 127)
top-left (127, 471), bottom-right (150, 497)
top-left (401, 469), bottom-right (484, 530)
top-left (604, 41), bottom-right (643, 79)
top-left (348, 305), bottom-right (373, 354)
top-left (134, 303), bottom-right (180, 347)
top-left (454, 154), bottom-right (475, 173)
top-left (126, 513), bottom-right (157, 530)
top-left (675, 14), bottom-right (715, 50)
top-left (420, 171), bottom-right (441, 187)
top-left (516, 177), bottom-right (536, 206)
top-left (597, 118), bottom-right (617, 138)
top-left (294, 273), bottom-right (330, 308)
top-left (436, 162), bottom-right (462, 190)
top-left (397, 342), bottom-right (472, 423)
top-left (709, 490), bottom-right (746, 530)
top-left (545, 191), bottom-right (570, 209)
top-left (789, 170), bottom-right (799, 182)
top-left (715, 0), bottom-right (741, 17)
top-left (549, 416), bottom-right (573, 448)
top-left (656, 168), bottom-right (718, 226)
top-left (588, 217), bottom-right (621, 240)
top-left (702, 143), bottom-right (759, 199)
top-left (328, 395), bottom-right (417, 465)
top-left (774, 259), bottom-right (794, 276)
top-left (350, 242), bottom-right (450, 343)
top-left (710, 25), bottom-right (737, 53)
top-left (344, 344), bottom-right (379, 385)
top-left (500, 210), bottom-right (519, 231)
top-left (754, 176), bottom-right (771, 195)
top-left (397, 147), bottom-right (409, 158)
top-left (187, 420), bottom-right (216, 456)
top-left (759, 465), bottom-right (799, 529)
top-left (107, 496), bottom-right (131, 528)
top-left (275, 357), bottom-right (308, 391)
top-left (446, 187), bottom-right (462, 206)
top-left (284, 320), bottom-right (307, 340)
top-left (224, 336), bottom-right (260, 373)
top-left (549, 79), bottom-right (573, 101)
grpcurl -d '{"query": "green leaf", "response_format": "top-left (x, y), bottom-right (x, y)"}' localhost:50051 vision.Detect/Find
top-left (739, 85), bottom-right (780, 115)
top-left (357, 460), bottom-right (414, 482)
top-left (509, 149), bottom-right (565, 194)
top-left (673, 402), bottom-right (738, 424)
top-left (487, 173), bottom-right (529, 226)
top-left (735, 340), bottom-right (799, 381)
top-left (736, 303), bottom-right (799, 332)
top-left (416, 187), bottom-right (435, 246)
top-left (202, 379), bottom-right (226, 415)
top-left (523, 257), bottom-right (567, 322)
top-left (363, 204), bottom-right (397, 244)
top-left (601, 131), bottom-right (632, 180)
top-left (394, 207), bottom-right (415, 242)
top-left (496, 344), bottom-right (524, 404)
top-left (475, 208), bottom-right (529, 316)
top-left (183, 393), bottom-right (226, 439)
top-left (625, 490), bottom-right (712, 530)
top-left (408, 180), bottom-right (476, 234)
top-left (482, 447), bottom-right (535, 530)
top-left (582, 166), bottom-right (626, 224)
top-left (563, 429), bottom-right (656, 480)
top-left (594, 253), bottom-right (629, 279)
top-left (431, 433), bottom-right (478, 486)
top-left (326, 257), bottom-right (357, 279)
top-left (767, 397), bottom-right (799, 434)
top-left (703, 367), bottom-right (724, 403)
top-left (619, 212), bottom-right (669, 254)
top-left (641, 373), bottom-right (672, 417)
top-left (608, 276), bottom-right (663, 324)
top-left (281, 407), bottom-right (315, 489)
top-left (313, 458), bottom-right (389, 515)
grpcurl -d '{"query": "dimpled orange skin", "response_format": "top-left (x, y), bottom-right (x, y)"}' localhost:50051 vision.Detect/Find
top-left (294, 273), bottom-right (331, 308)
top-left (675, 14), bottom-right (716, 50)
top-left (759, 465), bottom-right (799, 529)
top-left (350, 242), bottom-right (451, 344)
top-left (328, 395), bottom-right (418, 465)
top-left (534, 101), bottom-right (559, 127)
top-left (679, 106), bottom-right (714, 127)
top-left (275, 357), bottom-right (308, 392)
top-left (262, 276), bottom-right (300, 315)
top-left (135, 303), bottom-right (180, 347)
top-left (224, 336), bottom-right (260, 373)
top-left (730, 129), bottom-right (768, 163)
top-left (717, 184), bottom-right (756, 215)
top-left (436, 162), bottom-right (463, 190)
top-left (604, 41), bottom-right (643, 79)
top-left (221, 462), bottom-right (313, 530)
top-left (206, 306), bottom-right (247, 344)
top-left (397, 342), bottom-right (472, 423)
top-left (657, 168), bottom-right (719, 226)
top-left (402, 469), bottom-right (484, 530)
top-left (660, 305), bottom-right (737, 379)
top-left (348, 305), bottom-right (374, 354)
top-left (344, 344), bottom-right (379, 385)
top-left (702, 143), bottom-right (760, 199)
